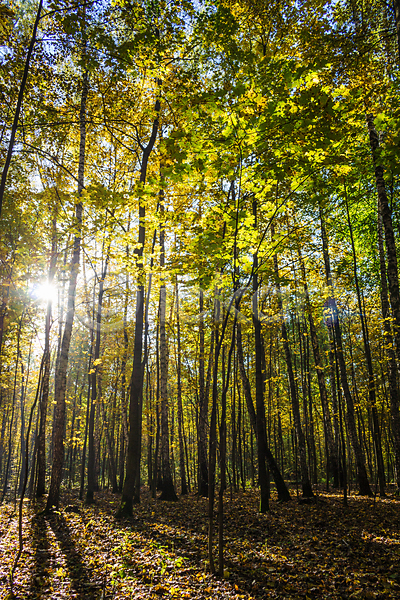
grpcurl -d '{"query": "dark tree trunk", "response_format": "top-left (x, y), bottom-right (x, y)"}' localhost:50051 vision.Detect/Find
top-left (86, 247), bottom-right (110, 503)
top-left (253, 202), bottom-right (270, 511)
top-left (272, 223), bottom-right (313, 498)
top-left (146, 364), bottom-right (153, 488)
top-left (0, 0), bottom-right (43, 217)
top-left (304, 321), bottom-right (318, 484)
top-left (335, 335), bottom-right (348, 506)
top-left (101, 395), bottom-right (119, 494)
top-left (237, 322), bottom-right (257, 434)
top-left (176, 280), bottom-right (188, 495)
top-left (152, 320), bottom-right (162, 497)
top-left (236, 371), bottom-right (245, 490)
top-left (79, 344), bottom-right (92, 500)
top-left (45, 69), bottom-right (87, 512)
top-left (377, 192), bottom-right (400, 488)
top-left (344, 191), bottom-right (386, 495)
top-left (118, 97), bottom-right (160, 516)
top-left (1, 318), bottom-right (22, 503)
top-left (320, 209), bottom-right (372, 497)
top-left (18, 362), bottom-right (26, 495)
top-left (232, 353), bottom-right (238, 492)
top-left (367, 115), bottom-right (400, 365)
top-left (237, 320), bottom-right (290, 501)
top-left (368, 115), bottom-right (400, 489)
top-left (198, 288), bottom-right (208, 497)
top-left (0, 294), bottom-right (9, 363)
top-left (393, 0), bottom-right (400, 62)
top-left (208, 292), bottom-right (220, 574)
top-left (218, 308), bottom-right (237, 574)
top-left (297, 244), bottom-right (339, 487)
top-left (159, 202), bottom-right (177, 502)
top-left (36, 209), bottom-right (57, 497)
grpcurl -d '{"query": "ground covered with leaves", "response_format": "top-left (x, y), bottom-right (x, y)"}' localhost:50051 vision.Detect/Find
top-left (1, 487), bottom-right (400, 599)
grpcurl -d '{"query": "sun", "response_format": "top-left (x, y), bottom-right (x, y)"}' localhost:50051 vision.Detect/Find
top-left (31, 281), bottom-right (58, 306)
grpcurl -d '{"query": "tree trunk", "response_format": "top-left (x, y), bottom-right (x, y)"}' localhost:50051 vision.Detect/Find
top-left (393, 0), bottom-right (400, 62)
top-left (253, 202), bottom-right (270, 511)
top-left (118, 97), bottom-right (161, 516)
top-left (377, 192), bottom-right (400, 488)
top-left (198, 287), bottom-right (208, 496)
top-left (218, 308), bottom-right (237, 574)
top-left (237, 320), bottom-right (290, 501)
top-left (176, 279), bottom-right (188, 495)
top-left (0, 0), bottom-right (43, 217)
top-left (336, 337), bottom-right (348, 506)
top-left (367, 115), bottom-right (400, 366)
top-left (79, 343), bottom-right (92, 500)
top-left (146, 364), bottom-right (153, 488)
top-left (18, 362), bottom-right (26, 495)
top-left (344, 190), bottom-right (385, 495)
top-left (36, 208), bottom-right (57, 497)
top-left (236, 370), bottom-right (245, 490)
top-left (236, 322), bottom-right (257, 434)
top-left (1, 318), bottom-right (22, 503)
top-left (159, 202), bottom-right (177, 502)
top-left (86, 246), bottom-right (110, 503)
top-left (232, 353), bottom-right (238, 492)
top-left (297, 243), bottom-right (339, 487)
top-left (101, 394), bottom-right (119, 493)
top-left (272, 223), bottom-right (313, 498)
top-left (208, 292), bottom-right (220, 574)
top-left (208, 281), bottom-right (242, 572)
top-left (319, 209), bottom-right (372, 496)
top-left (45, 69), bottom-right (88, 512)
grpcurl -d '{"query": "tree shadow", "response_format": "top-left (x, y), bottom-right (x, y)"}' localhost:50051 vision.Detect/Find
top-left (28, 510), bottom-right (51, 598)
top-left (46, 512), bottom-right (101, 599)
top-left (109, 489), bottom-right (397, 598)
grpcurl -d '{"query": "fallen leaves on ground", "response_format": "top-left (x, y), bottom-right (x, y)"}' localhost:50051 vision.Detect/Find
top-left (1, 487), bottom-right (400, 599)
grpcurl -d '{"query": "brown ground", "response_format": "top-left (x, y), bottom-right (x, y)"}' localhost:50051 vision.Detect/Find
top-left (1, 487), bottom-right (399, 599)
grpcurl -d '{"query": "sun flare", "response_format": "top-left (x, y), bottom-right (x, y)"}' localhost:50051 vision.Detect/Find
top-left (31, 282), bottom-right (58, 306)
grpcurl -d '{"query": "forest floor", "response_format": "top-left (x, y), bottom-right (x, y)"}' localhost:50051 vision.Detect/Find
top-left (0, 487), bottom-right (400, 600)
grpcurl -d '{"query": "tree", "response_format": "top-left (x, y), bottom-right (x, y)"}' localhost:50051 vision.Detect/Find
top-left (0, 0), bottom-right (42, 217)
top-left (45, 59), bottom-right (88, 511)
top-left (320, 209), bottom-right (372, 497)
top-left (118, 95), bottom-right (161, 515)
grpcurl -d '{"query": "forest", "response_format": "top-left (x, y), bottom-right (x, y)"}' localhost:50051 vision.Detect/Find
top-left (1, 0), bottom-right (400, 598)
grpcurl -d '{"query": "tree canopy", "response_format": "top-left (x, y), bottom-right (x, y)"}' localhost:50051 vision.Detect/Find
top-left (1, 0), bottom-right (400, 594)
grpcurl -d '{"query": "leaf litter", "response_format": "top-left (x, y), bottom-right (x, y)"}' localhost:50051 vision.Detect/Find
top-left (0, 488), bottom-right (400, 599)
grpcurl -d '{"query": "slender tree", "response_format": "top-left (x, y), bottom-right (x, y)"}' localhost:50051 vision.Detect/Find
top-left (319, 208), bottom-right (372, 497)
top-left (176, 279), bottom-right (188, 495)
top-left (118, 95), bottom-right (161, 516)
top-left (45, 65), bottom-right (88, 512)
top-left (36, 206), bottom-right (57, 497)
top-left (0, 0), bottom-right (43, 217)
top-left (272, 222), bottom-right (313, 499)
top-left (159, 199), bottom-right (177, 501)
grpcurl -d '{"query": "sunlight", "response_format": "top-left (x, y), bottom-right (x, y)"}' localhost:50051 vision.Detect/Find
top-left (31, 281), bottom-right (58, 306)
